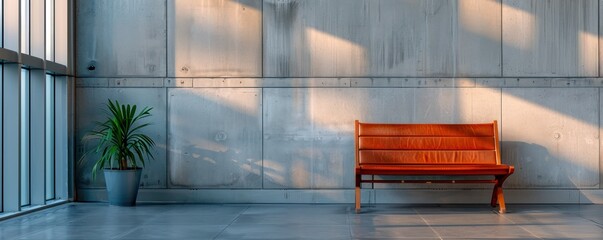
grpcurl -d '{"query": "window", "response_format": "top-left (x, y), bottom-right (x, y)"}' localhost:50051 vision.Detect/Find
top-left (20, 68), bottom-right (30, 207)
top-left (21, 0), bottom-right (30, 54)
top-left (45, 0), bottom-right (54, 60)
top-left (45, 74), bottom-right (55, 200)
top-left (0, 0), bottom-right (67, 215)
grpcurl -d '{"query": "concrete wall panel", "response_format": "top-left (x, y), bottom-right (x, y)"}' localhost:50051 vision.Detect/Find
top-left (75, 87), bottom-right (167, 189)
top-left (168, 88), bottom-right (262, 188)
top-left (502, 88), bottom-right (599, 188)
top-left (76, 0), bottom-right (167, 77)
top-left (456, 0), bottom-right (502, 76)
top-left (502, 0), bottom-right (598, 77)
top-left (264, 0), bottom-right (501, 77)
top-left (263, 88), bottom-right (359, 189)
top-left (263, 88), bottom-right (501, 188)
top-left (167, 0), bottom-right (262, 77)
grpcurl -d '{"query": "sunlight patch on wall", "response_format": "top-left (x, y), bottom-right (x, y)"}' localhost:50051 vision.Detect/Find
top-left (502, 91), bottom-right (598, 172)
top-left (180, 88), bottom-right (260, 117)
top-left (169, 0), bottom-right (262, 77)
top-left (465, 87), bottom-right (502, 125)
top-left (292, 160), bottom-right (311, 188)
top-left (456, 86), bottom-right (472, 124)
top-left (502, 3), bottom-right (535, 50)
top-left (240, 159), bottom-right (262, 176)
top-left (309, 89), bottom-right (359, 133)
top-left (579, 31), bottom-right (598, 72)
top-left (458, 0), bottom-right (501, 43)
top-left (264, 160), bottom-right (286, 186)
top-left (305, 27), bottom-right (366, 76)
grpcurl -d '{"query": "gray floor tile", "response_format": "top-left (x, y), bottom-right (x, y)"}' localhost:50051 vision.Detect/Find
top-left (160, 204), bottom-right (248, 215)
top-left (242, 204), bottom-right (349, 215)
top-left (414, 205), bottom-right (499, 214)
top-left (579, 215), bottom-right (603, 225)
top-left (354, 205), bottom-right (417, 214)
top-left (571, 208), bottom-right (603, 225)
top-left (144, 213), bottom-right (238, 225)
top-left (353, 239), bottom-right (440, 240)
top-left (18, 225), bottom-right (135, 240)
top-left (502, 212), bottom-right (593, 225)
top-left (553, 204), bottom-right (603, 213)
top-left (503, 204), bottom-right (570, 214)
top-left (349, 214), bottom-right (427, 226)
top-left (216, 224), bottom-right (351, 239)
top-left (65, 214), bottom-right (154, 226)
top-left (116, 225), bottom-right (227, 239)
top-left (234, 213), bottom-right (349, 225)
top-left (440, 239), bottom-right (539, 240)
top-left (520, 224), bottom-right (603, 239)
top-left (421, 213), bottom-right (513, 226)
top-left (432, 225), bottom-right (536, 238)
top-left (2, 213), bottom-right (75, 226)
top-left (351, 225), bottom-right (439, 238)
top-left (0, 225), bottom-right (51, 240)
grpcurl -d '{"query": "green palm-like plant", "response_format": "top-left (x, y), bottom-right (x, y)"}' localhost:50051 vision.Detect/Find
top-left (83, 99), bottom-right (155, 178)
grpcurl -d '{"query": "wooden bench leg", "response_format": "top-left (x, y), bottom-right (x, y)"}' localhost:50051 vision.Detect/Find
top-left (497, 187), bottom-right (506, 214)
top-left (490, 186), bottom-right (499, 207)
top-left (491, 175), bottom-right (510, 214)
top-left (355, 174), bottom-right (361, 213)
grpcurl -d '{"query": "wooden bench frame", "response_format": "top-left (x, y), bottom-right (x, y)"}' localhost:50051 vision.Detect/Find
top-left (354, 120), bottom-right (515, 213)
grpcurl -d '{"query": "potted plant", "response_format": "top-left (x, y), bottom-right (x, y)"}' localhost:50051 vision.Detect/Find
top-left (82, 99), bottom-right (155, 206)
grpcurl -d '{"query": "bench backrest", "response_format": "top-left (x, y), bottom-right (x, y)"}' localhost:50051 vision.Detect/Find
top-left (355, 120), bottom-right (501, 166)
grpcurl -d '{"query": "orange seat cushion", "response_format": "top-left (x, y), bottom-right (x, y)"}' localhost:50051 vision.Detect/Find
top-left (359, 150), bottom-right (497, 164)
top-left (357, 164), bottom-right (514, 176)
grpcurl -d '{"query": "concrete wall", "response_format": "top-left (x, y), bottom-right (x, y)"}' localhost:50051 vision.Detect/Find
top-left (75, 0), bottom-right (603, 204)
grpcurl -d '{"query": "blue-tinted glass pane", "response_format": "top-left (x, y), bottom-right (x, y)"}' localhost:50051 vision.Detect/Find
top-left (45, 0), bottom-right (54, 60)
top-left (45, 74), bottom-right (55, 200)
top-left (21, 0), bottom-right (30, 54)
top-left (20, 69), bottom-right (30, 206)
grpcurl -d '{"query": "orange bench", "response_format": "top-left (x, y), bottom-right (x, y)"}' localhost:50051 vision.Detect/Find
top-left (354, 120), bottom-right (514, 213)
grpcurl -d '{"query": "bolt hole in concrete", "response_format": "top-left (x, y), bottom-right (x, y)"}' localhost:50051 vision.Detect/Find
top-left (87, 61), bottom-right (96, 71)
top-left (215, 131), bottom-right (228, 142)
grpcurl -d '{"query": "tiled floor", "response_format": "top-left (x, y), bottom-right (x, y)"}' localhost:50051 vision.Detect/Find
top-left (1, 203), bottom-right (603, 239)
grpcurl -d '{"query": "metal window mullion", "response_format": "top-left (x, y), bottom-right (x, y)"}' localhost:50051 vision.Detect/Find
top-left (3, 64), bottom-right (20, 212)
top-left (29, 70), bottom-right (44, 205)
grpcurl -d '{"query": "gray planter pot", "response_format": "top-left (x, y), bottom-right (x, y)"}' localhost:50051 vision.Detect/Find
top-left (103, 168), bottom-right (142, 206)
